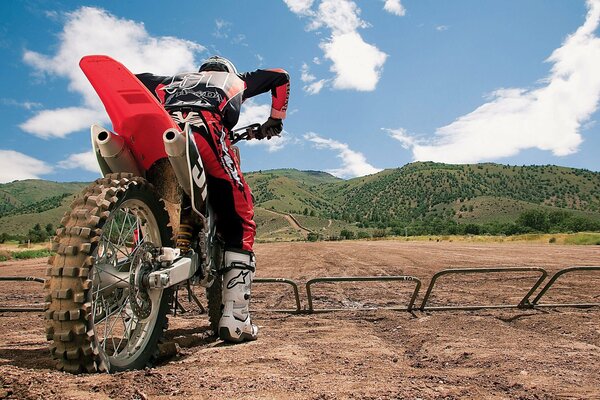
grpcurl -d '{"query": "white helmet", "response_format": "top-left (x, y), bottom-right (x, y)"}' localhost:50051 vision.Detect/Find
top-left (199, 55), bottom-right (238, 74)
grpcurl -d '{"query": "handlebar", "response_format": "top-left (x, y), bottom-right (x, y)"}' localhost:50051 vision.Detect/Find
top-left (230, 123), bottom-right (280, 144)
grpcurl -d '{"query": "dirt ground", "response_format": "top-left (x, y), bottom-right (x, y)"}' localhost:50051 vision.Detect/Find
top-left (1, 241), bottom-right (599, 400)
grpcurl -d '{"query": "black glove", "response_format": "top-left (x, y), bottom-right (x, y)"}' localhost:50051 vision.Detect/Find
top-left (257, 117), bottom-right (283, 140)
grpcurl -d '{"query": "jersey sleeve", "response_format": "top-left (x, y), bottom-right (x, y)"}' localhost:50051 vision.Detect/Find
top-left (239, 69), bottom-right (290, 119)
top-left (135, 73), bottom-right (169, 103)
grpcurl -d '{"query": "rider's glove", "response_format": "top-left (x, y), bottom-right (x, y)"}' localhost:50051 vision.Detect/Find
top-left (258, 117), bottom-right (283, 140)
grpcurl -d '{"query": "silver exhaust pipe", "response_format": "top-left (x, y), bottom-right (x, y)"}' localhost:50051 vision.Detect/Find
top-left (92, 125), bottom-right (142, 176)
top-left (163, 128), bottom-right (191, 196)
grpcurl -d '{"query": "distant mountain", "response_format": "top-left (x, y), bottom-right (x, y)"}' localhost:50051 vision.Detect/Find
top-left (1, 163), bottom-right (599, 238)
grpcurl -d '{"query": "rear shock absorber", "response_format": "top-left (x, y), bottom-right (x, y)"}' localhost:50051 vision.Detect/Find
top-left (177, 205), bottom-right (194, 254)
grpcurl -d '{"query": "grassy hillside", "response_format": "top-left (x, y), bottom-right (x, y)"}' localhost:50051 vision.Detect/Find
top-left (1, 163), bottom-right (599, 240)
top-left (333, 163), bottom-right (600, 223)
top-left (0, 180), bottom-right (87, 217)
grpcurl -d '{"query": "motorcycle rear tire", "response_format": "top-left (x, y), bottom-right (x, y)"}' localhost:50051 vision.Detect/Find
top-left (45, 173), bottom-right (173, 373)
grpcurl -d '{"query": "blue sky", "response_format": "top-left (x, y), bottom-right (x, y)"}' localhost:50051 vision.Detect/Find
top-left (1, 0), bottom-right (599, 183)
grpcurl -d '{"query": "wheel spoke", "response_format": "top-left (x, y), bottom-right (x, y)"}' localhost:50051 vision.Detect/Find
top-left (88, 194), bottom-right (164, 368)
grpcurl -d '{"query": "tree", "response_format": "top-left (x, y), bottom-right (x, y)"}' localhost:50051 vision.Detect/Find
top-left (340, 229), bottom-right (355, 240)
top-left (517, 209), bottom-right (549, 232)
top-left (45, 223), bottom-right (54, 234)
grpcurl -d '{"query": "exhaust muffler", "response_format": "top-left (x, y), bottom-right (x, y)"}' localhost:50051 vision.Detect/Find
top-left (92, 125), bottom-right (142, 176)
top-left (163, 128), bottom-right (192, 196)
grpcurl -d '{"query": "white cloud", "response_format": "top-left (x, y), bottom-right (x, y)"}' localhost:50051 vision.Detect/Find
top-left (235, 101), bottom-right (271, 129)
top-left (301, 63), bottom-right (316, 83)
top-left (304, 132), bottom-right (381, 178)
top-left (21, 7), bottom-right (204, 139)
top-left (308, 0), bottom-right (367, 33)
top-left (284, 0), bottom-right (390, 92)
top-left (383, 0), bottom-right (406, 16)
top-left (57, 151), bottom-right (102, 173)
top-left (305, 79), bottom-right (327, 94)
top-left (283, 0), bottom-right (315, 15)
top-left (214, 19), bottom-right (231, 38)
top-left (1, 98), bottom-right (42, 110)
top-left (0, 150), bottom-right (53, 183)
top-left (384, 127), bottom-right (417, 149)
top-left (244, 132), bottom-right (292, 153)
top-left (301, 63), bottom-right (328, 94)
top-left (20, 107), bottom-right (107, 139)
top-left (320, 31), bottom-right (387, 91)
top-left (234, 101), bottom-right (290, 152)
top-left (436, 25), bottom-right (449, 32)
top-left (390, 0), bottom-right (600, 164)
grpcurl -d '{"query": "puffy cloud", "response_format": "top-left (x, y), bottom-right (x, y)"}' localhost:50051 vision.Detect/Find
top-left (283, 0), bottom-right (315, 15)
top-left (0, 150), bottom-right (53, 183)
top-left (320, 31), bottom-right (387, 91)
top-left (234, 101), bottom-right (289, 152)
top-left (20, 107), bottom-right (107, 140)
top-left (235, 100), bottom-right (271, 129)
top-left (383, 0), bottom-right (406, 16)
top-left (284, 0), bottom-right (392, 92)
top-left (304, 133), bottom-right (381, 178)
top-left (21, 7), bottom-right (204, 139)
top-left (390, 0), bottom-right (600, 163)
top-left (308, 0), bottom-right (367, 33)
top-left (57, 151), bottom-right (102, 173)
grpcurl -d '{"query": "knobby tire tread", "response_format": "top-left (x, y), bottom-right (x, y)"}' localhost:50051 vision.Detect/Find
top-left (44, 173), bottom-right (173, 373)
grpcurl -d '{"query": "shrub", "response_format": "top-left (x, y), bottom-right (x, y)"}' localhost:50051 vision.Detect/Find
top-left (372, 229), bottom-right (387, 238)
top-left (307, 232), bottom-right (321, 242)
top-left (0, 250), bottom-right (11, 262)
top-left (12, 249), bottom-right (54, 259)
top-left (339, 229), bottom-right (355, 240)
top-left (356, 231), bottom-right (371, 239)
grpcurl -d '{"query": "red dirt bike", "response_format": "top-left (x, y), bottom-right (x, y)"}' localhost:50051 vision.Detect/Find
top-left (44, 56), bottom-right (262, 373)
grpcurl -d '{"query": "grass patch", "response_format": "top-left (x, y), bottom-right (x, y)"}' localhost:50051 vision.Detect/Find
top-left (0, 250), bottom-right (11, 262)
top-left (563, 233), bottom-right (600, 245)
top-left (11, 249), bottom-right (54, 260)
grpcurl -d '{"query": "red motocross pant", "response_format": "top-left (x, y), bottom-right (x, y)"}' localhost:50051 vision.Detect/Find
top-left (179, 110), bottom-right (256, 252)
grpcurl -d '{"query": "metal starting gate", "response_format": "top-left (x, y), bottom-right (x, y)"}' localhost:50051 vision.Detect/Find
top-left (1, 266), bottom-right (599, 314)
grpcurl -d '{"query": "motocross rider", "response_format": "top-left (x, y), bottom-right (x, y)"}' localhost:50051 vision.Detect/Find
top-left (136, 56), bottom-right (289, 342)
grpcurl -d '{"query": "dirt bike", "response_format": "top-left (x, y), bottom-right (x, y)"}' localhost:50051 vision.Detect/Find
top-left (44, 55), bottom-right (264, 373)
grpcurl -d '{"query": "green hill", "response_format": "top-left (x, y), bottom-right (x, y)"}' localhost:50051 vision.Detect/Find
top-left (1, 163), bottom-right (599, 240)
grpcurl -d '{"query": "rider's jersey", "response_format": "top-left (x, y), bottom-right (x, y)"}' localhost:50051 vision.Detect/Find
top-left (136, 68), bottom-right (290, 130)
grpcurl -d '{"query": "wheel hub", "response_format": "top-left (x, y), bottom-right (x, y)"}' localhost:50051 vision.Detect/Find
top-left (129, 242), bottom-right (157, 319)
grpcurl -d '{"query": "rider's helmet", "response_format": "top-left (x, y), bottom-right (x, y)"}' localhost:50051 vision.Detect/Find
top-left (199, 55), bottom-right (238, 74)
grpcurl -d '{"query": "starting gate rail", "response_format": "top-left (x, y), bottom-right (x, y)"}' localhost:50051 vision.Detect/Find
top-left (0, 276), bottom-right (46, 312)
top-left (254, 277), bottom-right (302, 313)
top-left (531, 266), bottom-right (600, 308)
top-left (419, 267), bottom-right (548, 311)
top-left (306, 275), bottom-right (421, 313)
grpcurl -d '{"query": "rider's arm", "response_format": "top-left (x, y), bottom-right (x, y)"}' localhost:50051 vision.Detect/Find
top-left (239, 69), bottom-right (290, 120)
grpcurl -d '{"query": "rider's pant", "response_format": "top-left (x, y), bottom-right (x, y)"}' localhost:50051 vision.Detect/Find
top-left (179, 111), bottom-right (256, 252)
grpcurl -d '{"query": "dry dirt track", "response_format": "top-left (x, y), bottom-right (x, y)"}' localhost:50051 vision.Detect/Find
top-left (1, 241), bottom-right (600, 399)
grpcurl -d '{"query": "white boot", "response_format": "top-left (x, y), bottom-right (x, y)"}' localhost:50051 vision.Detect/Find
top-left (218, 250), bottom-right (258, 342)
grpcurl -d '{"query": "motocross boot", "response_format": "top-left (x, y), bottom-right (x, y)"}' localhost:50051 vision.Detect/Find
top-left (218, 250), bottom-right (259, 342)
